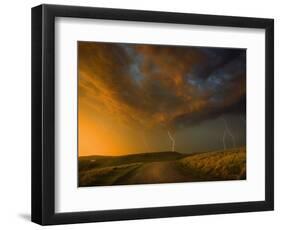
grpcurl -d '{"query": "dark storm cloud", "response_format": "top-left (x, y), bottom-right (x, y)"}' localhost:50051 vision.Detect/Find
top-left (173, 94), bottom-right (246, 127)
top-left (78, 41), bottom-right (246, 129)
top-left (192, 48), bottom-right (245, 80)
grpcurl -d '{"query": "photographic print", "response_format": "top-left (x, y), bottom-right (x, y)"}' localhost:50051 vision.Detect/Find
top-left (78, 41), bottom-right (246, 187)
top-left (32, 5), bottom-right (274, 224)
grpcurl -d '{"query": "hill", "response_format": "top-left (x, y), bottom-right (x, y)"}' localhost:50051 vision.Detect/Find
top-left (78, 147), bottom-right (246, 187)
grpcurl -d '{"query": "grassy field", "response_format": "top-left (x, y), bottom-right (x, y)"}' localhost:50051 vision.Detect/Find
top-left (78, 147), bottom-right (246, 187)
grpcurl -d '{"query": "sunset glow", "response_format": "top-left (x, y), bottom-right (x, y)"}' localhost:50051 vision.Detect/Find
top-left (78, 42), bottom-right (246, 156)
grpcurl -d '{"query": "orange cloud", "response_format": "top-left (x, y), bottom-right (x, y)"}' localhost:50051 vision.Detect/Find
top-left (78, 41), bottom-right (246, 156)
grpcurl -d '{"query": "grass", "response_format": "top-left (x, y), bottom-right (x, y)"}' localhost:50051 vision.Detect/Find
top-left (78, 147), bottom-right (246, 187)
top-left (178, 147), bottom-right (246, 181)
top-left (79, 151), bottom-right (184, 171)
top-left (79, 163), bottom-right (142, 186)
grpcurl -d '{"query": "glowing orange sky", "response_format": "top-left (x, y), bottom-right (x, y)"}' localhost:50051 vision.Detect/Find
top-left (78, 41), bottom-right (246, 156)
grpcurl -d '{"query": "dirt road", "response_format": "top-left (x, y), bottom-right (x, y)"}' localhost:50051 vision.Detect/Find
top-left (124, 161), bottom-right (190, 184)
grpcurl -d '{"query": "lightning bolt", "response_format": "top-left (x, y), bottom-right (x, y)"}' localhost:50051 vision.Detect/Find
top-left (167, 131), bottom-right (175, 152)
top-left (221, 117), bottom-right (236, 148)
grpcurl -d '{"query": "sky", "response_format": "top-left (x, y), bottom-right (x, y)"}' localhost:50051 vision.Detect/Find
top-left (78, 41), bottom-right (246, 156)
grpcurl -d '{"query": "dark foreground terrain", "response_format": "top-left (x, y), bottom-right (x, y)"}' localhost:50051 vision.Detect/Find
top-left (78, 147), bottom-right (246, 187)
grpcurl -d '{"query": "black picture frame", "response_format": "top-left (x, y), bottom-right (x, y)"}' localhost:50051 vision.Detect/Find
top-left (31, 4), bottom-right (274, 225)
